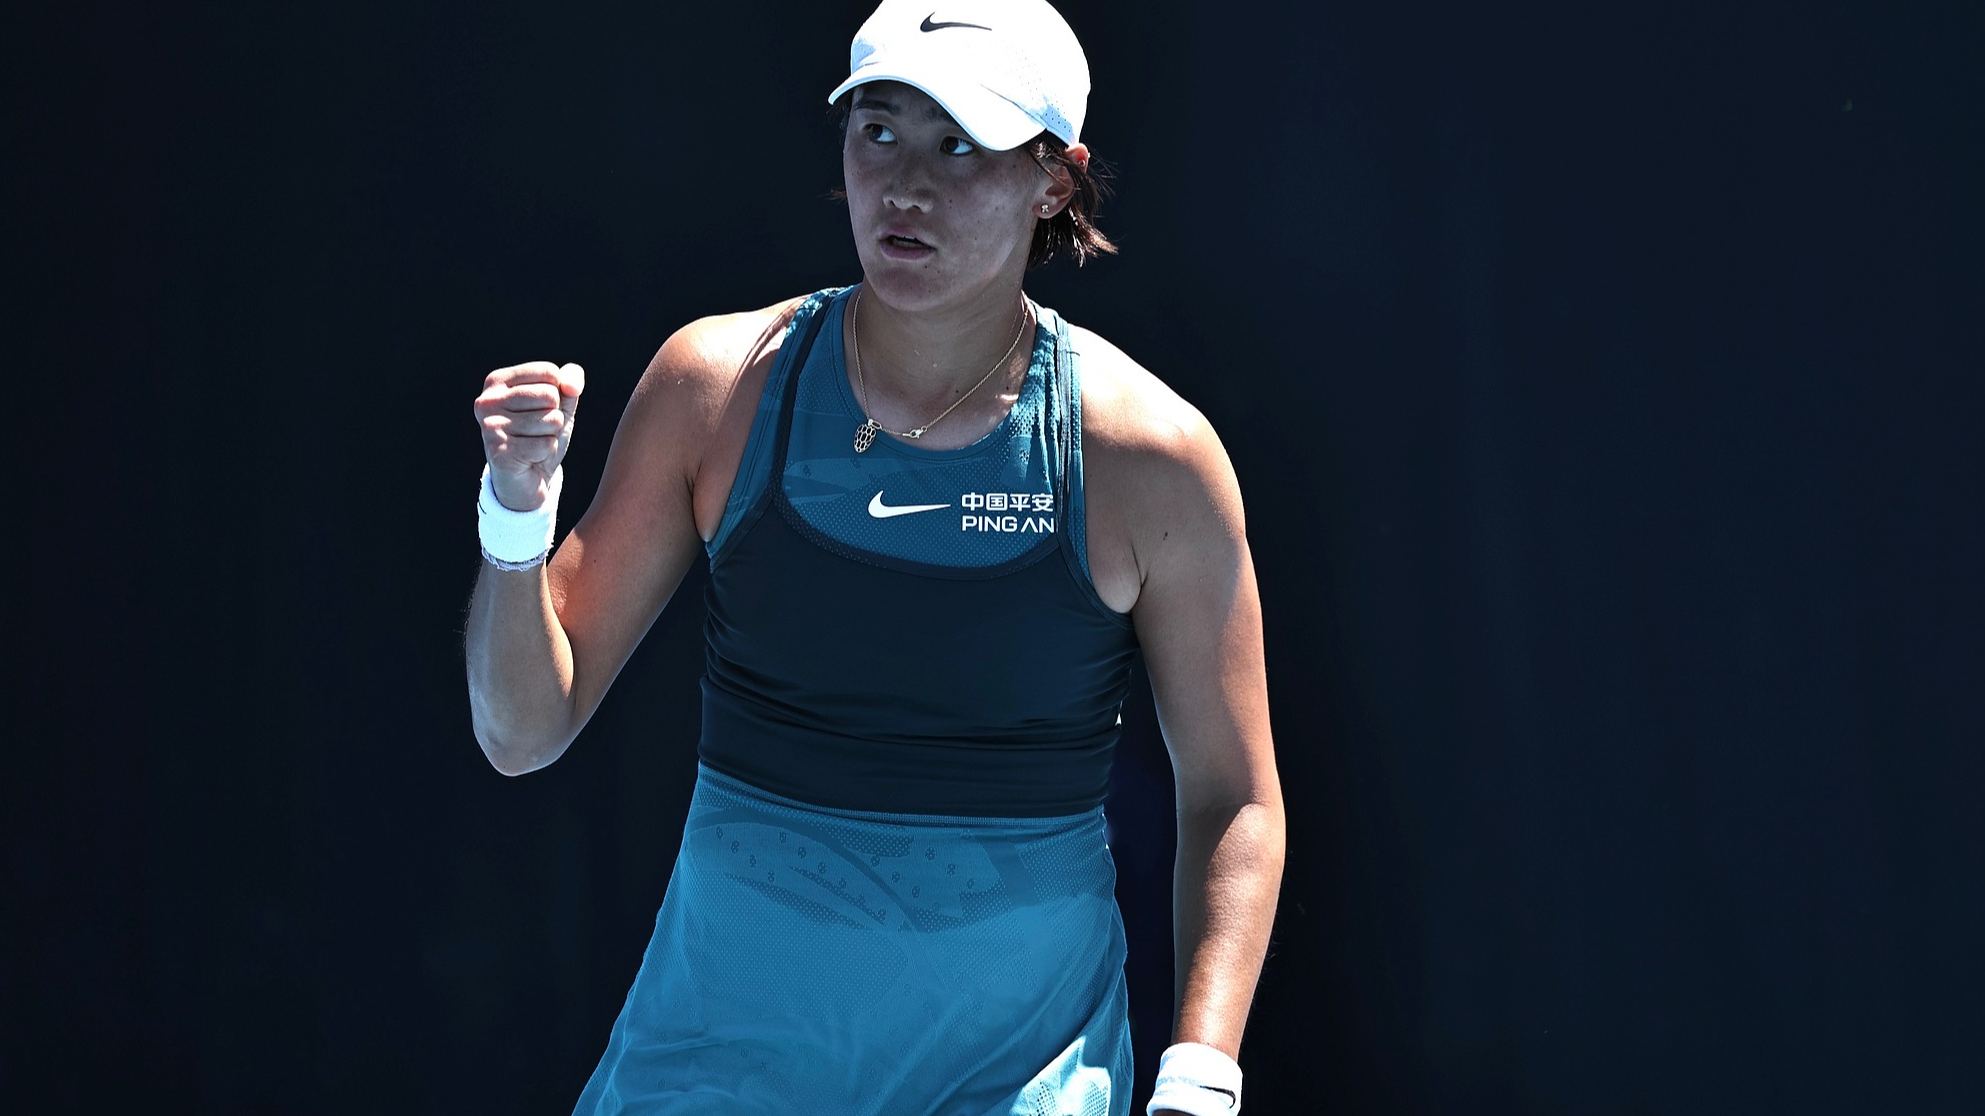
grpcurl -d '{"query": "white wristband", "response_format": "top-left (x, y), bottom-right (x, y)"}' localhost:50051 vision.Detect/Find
top-left (1148, 1042), bottom-right (1242, 1116)
top-left (477, 464), bottom-right (562, 568)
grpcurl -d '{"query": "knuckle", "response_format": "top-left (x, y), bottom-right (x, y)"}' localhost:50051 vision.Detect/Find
top-left (488, 361), bottom-right (556, 385)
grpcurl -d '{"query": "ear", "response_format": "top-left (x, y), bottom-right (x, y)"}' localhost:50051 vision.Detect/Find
top-left (1035, 142), bottom-right (1089, 219)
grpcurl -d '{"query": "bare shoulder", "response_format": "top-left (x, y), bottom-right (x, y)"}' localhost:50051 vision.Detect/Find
top-left (629, 295), bottom-right (812, 425)
top-left (1069, 325), bottom-right (1212, 454)
top-left (605, 293), bottom-right (818, 542)
top-left (1070, 325), bottom-right (1247, 612)
top-left (1073, 325), bottom-right (1241, 514)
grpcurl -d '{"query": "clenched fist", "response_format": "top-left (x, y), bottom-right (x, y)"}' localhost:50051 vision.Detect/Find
top-left (475, 361), bottom-right (585, 511)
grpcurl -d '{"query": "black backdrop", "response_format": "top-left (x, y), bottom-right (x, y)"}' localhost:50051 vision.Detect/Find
top-left (13, 0), bottom-right (1983, 1112)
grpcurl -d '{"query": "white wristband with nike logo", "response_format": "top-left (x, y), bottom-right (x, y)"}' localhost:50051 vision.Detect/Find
top-left (1148, 1042), bottom-right (1242, 1115)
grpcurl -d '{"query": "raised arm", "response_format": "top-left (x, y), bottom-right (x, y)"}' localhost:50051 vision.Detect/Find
top-left (464, 307), bottom-right (788, 773)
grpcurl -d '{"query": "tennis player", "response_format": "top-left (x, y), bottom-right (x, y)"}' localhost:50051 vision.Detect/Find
top-left (465, 2), bottom-right (1283, 1112)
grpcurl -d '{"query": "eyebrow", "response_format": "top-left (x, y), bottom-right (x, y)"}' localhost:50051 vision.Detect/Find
top-left (850, 94), bottom-right (957, 125)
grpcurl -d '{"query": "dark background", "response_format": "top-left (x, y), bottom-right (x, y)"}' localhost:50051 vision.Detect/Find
top-left (12, 0), bottom-right (1982, 1112)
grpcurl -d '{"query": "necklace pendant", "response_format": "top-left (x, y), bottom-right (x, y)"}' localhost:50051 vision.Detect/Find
top-left (853, 418), bottom-right (879, 453)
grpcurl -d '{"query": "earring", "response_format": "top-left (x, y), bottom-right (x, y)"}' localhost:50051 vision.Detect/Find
top-left (1039, 204), bottom-right (1052, 214)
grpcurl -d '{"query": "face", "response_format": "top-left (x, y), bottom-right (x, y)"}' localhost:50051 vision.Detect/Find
top-left (842, 82), bottom-right (1062, 313)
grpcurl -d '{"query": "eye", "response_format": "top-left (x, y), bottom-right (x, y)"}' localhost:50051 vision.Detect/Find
top-left (862, 123), bottom-right (897, 145)
top-left (940, 134), bottom-right (979, 156)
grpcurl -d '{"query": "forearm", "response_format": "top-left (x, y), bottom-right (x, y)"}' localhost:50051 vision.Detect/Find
top-left (1170, 795), bottom-right (1286, 1057)
top-left (464, 561), bottom-right (580, 774)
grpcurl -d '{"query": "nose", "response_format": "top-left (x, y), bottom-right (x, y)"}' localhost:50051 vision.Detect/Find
top-left (884, 151), bottom-right (939, 213)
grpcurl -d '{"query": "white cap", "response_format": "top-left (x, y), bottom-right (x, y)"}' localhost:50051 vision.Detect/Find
top-left (827, 0), bottom-right (1090, 151)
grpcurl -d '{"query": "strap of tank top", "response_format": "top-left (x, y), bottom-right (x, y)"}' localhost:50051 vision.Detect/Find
top-left (1050, 309), bottom-right (1133, 626)
top-left (708, 292), bottom-right (835, 567)
top-left (1050, 305), bottom-right (1074, 517)
top-left (765, 295), bottom-right (829, 483)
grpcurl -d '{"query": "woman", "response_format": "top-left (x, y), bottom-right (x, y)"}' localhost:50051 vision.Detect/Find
top-left (465, 2), bottom-right (1283, 1113)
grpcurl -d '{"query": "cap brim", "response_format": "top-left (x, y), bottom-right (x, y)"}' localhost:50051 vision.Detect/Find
top-left (827, 69), bottom-right (1045, 152)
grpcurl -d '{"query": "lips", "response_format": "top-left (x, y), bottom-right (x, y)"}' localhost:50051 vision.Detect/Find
top-left (880, 224), bottom-right (934, 247)
top-left (877, 230), bottom-right (937, 260)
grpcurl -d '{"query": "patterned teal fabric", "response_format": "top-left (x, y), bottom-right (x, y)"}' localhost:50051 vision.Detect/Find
top-left (571, 766), bottom-right (1132, 1116)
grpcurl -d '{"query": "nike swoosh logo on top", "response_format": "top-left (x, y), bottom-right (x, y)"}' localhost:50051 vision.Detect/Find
top-left (869, 492), bottom-right (952, 518)
top-left (921, 14), bottom-right (992, 32)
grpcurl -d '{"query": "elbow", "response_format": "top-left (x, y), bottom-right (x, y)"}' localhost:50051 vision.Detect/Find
top-left (1179, 782), bottom-right (1284, 831)
top-left (1180, 797), bottom-right (1286, 866)
top-left (467, 677), bottom-right (580, 775)
top-left (472, 720), bottom-right (572, 776)
top-left (485, 748), bottom-right (549, 777)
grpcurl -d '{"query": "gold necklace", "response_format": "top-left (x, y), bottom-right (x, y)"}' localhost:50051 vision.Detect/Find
top-left (850, 290), bottom-right (1030, 453)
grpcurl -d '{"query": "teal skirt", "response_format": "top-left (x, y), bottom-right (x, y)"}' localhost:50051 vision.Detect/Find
top-left (572, 765), bottom-right (1133, 1116)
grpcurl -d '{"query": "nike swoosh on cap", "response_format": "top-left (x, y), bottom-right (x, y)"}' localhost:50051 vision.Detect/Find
top-left (920, 14), bottom-right (992, 32)
top-left (868, 491), bottom-right (952, 518)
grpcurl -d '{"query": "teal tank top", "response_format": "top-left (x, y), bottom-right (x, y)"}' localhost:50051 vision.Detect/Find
top-left (697, 287), bottom-right (1140, 817)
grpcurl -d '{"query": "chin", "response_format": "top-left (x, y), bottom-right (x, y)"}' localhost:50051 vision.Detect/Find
top-left (856, 250), bottom-right (1020, 316)
top-left (858, 269), bottom-right (949, 313)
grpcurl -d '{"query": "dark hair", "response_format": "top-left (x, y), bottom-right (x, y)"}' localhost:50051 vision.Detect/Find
top-left (830, 101), bottom-right (1118, 271)
top-left (1024, 137), bottom-right (1116, 270)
